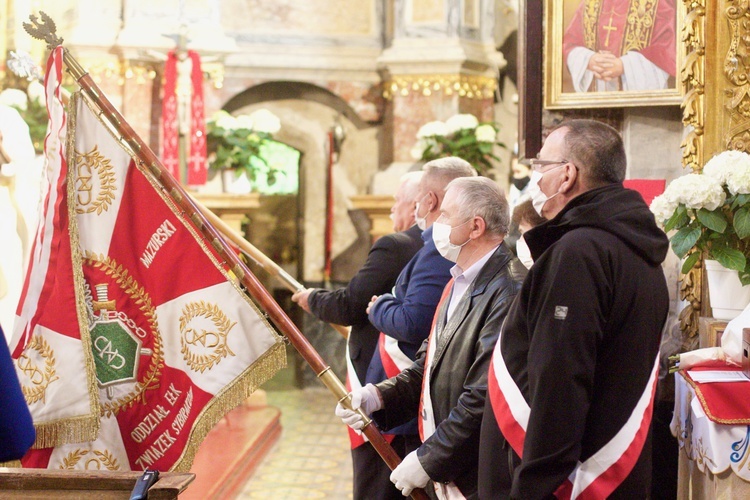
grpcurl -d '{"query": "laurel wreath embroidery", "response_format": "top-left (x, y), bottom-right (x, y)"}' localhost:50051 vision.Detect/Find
top-left (75, 145), bottom-right (116, 216)
top-left (19, 335), bottom-right (59, 405)
top-left (59, 449), bottom-right (121, 470)
top-left (84, 252), bottom-right (163, 417)
top-left (179, 301), bottom-right (236, 373)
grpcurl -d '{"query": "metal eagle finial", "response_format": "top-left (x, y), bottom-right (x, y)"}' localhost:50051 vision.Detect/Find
top-left (23, 12), bottom-right (63, 50)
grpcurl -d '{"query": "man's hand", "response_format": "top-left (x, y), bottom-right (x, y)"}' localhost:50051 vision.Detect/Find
top-left (334, 384), bottom-right (383, 430)
top-left (390, 450), bottom-right (430, 497)
top-left (366, 295), bottom-right (380, 315)
top-left (291, 288), bottom-right (313, 313)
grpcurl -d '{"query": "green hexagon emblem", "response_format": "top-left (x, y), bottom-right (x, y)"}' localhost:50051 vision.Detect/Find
top-left (91, 320), bottom-right (141, 386)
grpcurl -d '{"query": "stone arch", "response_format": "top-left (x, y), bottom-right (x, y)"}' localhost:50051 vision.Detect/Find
top-left (222, 81), bottom-right (371, 131)
top-left (223, 84), bottom-right (379, 285)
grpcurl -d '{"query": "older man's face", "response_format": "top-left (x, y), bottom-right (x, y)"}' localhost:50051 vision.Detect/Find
top-left (390, 182), bottom-right (417, 232)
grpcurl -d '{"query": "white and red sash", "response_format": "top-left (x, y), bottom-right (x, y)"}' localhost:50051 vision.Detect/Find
top-left (488, 335), bottom-right (660, 499)
top-left (417, 279), bottom-right (453, 441)
top-left (344, 333), bottom-right (412, 449)
top-left (417, 280), bottom-right (465, 500)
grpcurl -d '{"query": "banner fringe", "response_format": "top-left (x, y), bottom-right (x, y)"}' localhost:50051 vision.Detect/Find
top-left (31, 413), bottom-right (101, 449)
top-left (169, 340), bottom-right (286, 472)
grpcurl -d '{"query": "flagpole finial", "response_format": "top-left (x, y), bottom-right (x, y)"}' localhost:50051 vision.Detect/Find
top-left (23, 12), bottom-right (63, 50)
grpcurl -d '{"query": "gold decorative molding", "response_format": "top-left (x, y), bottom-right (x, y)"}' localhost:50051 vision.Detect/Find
top-left (678, 1), bottom-right (750, 341)
top-left (680, 0), bottom-right (705, 173)
top-left (382, 74), bottom-right (496, 100)
top-left (679, 0), bottom-right (706, 341)
top-left (722, 1), bottom-right (750, 151)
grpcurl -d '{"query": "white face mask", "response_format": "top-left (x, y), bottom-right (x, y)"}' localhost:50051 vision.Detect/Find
top-left (414, 193), bottom-right (431, 231)
top-left (526, 166), bottom-right (564, 217)
top-left (432, 220), bottom-right (471, 263)
top-left (516, 235), bottom-right (534, 269)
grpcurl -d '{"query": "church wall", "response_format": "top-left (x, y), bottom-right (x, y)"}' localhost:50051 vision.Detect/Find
top-left (621, 107), bottom-right (685, 316)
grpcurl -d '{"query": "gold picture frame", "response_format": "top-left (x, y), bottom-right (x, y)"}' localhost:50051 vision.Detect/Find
top-left (544, 0), bottom-right (685, 109)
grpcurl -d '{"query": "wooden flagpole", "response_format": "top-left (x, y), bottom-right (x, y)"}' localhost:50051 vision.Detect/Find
top-left (193, 200), bottom-right (350, 339)
top-left (22, 13), bottom-right (427, 499)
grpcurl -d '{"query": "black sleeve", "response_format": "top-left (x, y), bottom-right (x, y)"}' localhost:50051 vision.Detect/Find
top-left (307, 235), bottom-right (405, 327)
top-left (419, 292), bottom-right (514, 483)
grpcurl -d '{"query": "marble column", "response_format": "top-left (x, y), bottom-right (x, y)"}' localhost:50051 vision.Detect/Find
top-left (374, 0), bottom-right (502, 192)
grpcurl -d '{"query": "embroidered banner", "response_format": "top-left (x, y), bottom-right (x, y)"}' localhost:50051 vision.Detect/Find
top-left (16, 49), bottom-right (285, 471)
top-left (10, 46), bottom-right (100, 448)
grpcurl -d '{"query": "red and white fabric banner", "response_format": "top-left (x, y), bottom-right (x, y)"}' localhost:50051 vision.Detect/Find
top-left (161, 50), bottom-right (207, 186)
top-left (15, 49), bottom-right (285, 471)
top-left (487, 337), bottom-right (659, 499)
top-left (11, 46), bottom-right (100, 448)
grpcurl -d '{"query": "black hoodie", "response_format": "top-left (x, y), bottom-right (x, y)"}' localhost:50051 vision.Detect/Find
top-left (479, 183), bottom-right (670, 499)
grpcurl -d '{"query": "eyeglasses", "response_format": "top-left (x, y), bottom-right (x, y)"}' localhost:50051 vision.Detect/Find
top-left (527, 159), bottom-right (569, 172)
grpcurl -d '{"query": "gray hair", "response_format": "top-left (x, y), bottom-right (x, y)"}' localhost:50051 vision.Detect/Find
top-left (399, 171), bottom-right (423, 202)
top-left (557, 119), bottom-right (626, 185)
top-left (446, 177), bottom-right (510, 236)
top-left (422, 157), bottom-right (477, 191)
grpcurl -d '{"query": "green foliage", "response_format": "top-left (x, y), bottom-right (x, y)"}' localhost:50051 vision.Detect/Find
top-left (419, 123), bottom-right (506, 178)
top-left (666, 191), bottom-right (750, 284)
top-left (206, 122), bottom-right (278, 185)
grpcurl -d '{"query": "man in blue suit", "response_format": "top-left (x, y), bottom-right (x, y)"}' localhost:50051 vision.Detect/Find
top-left (363, 157), bottom-right (477, 465)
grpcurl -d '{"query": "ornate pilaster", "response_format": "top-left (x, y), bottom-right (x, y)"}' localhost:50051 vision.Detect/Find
top-left (679, 1), bottom-right (750, 341)
top-left (679, 0), bottom-right (706, 342)
top-left (377, 0), bottom-right (502, 170)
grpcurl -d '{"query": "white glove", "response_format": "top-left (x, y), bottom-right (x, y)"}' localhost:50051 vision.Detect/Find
top-left (390, 449), bottom-right (430, 497)
top-left (334, 383), bottom-right (383, 430)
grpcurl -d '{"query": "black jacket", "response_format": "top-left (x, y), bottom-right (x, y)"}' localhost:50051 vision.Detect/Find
top-left (479, 184), bottom-right (670, 499)
top-left (308, 225), bottom-right (423, 382)
top-left (372, 244), bottom-right (524, 498)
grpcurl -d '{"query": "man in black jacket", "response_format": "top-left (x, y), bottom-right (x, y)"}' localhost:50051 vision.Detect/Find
top-left (292, 171), bottom-right (424, 500)
top-left (337, 177), bottom-right (524, 498)
top-left (480, 119), bottom-right (669, 498)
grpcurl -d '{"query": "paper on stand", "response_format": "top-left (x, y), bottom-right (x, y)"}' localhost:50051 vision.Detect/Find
top-left (688, 370), bottom-right (750, 383)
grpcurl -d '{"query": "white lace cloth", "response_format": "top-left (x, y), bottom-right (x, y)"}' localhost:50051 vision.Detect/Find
top-left (670, 372), bottom-right (750, 481)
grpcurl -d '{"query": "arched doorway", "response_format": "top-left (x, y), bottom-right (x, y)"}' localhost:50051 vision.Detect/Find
top-left (222, 81), bottom-right (380, 386)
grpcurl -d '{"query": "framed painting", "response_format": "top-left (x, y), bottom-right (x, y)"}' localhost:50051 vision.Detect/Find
top-left (544, 0), bottom-right (684, 109)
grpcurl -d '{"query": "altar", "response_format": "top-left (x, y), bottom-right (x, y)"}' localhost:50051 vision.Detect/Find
top-left (671, 370), bottom-right (750, 498)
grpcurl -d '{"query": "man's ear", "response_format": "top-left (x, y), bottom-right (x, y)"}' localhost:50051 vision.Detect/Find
top-left (471, 216), bottom-right (486, 238)
top-left (558, 163), bottom-right (579, 194)
top-left (427, 191), bottom-right (439, 212)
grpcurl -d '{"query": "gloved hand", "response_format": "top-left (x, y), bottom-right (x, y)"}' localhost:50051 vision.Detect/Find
top-left (390, 449), bottom-right (430, 497)
top-left (334, 383), bottom-right (383, 430)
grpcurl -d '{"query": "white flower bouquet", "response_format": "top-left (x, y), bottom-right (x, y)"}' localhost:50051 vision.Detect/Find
top-left (411, 113), bottom-right (505, 176)
top-left (650, 150), bottom-right (750, 283)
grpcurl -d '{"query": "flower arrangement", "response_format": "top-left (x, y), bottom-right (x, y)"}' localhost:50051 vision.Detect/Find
top-left (650, 150), bottom-right (750, 284)
top-left (411, 113), bottom-right (505, 177)
top-left (206, 109), bottom-right (282, 185)
top-left (0, 80), bottom-right (48, 154)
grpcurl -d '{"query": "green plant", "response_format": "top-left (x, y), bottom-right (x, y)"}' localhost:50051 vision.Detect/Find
top-left (650, 150), bottom-right (750, 284)
top-left (206, 109), bottom-right (281, 185)
top-left (412, 113), bottom-right (506, 177)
